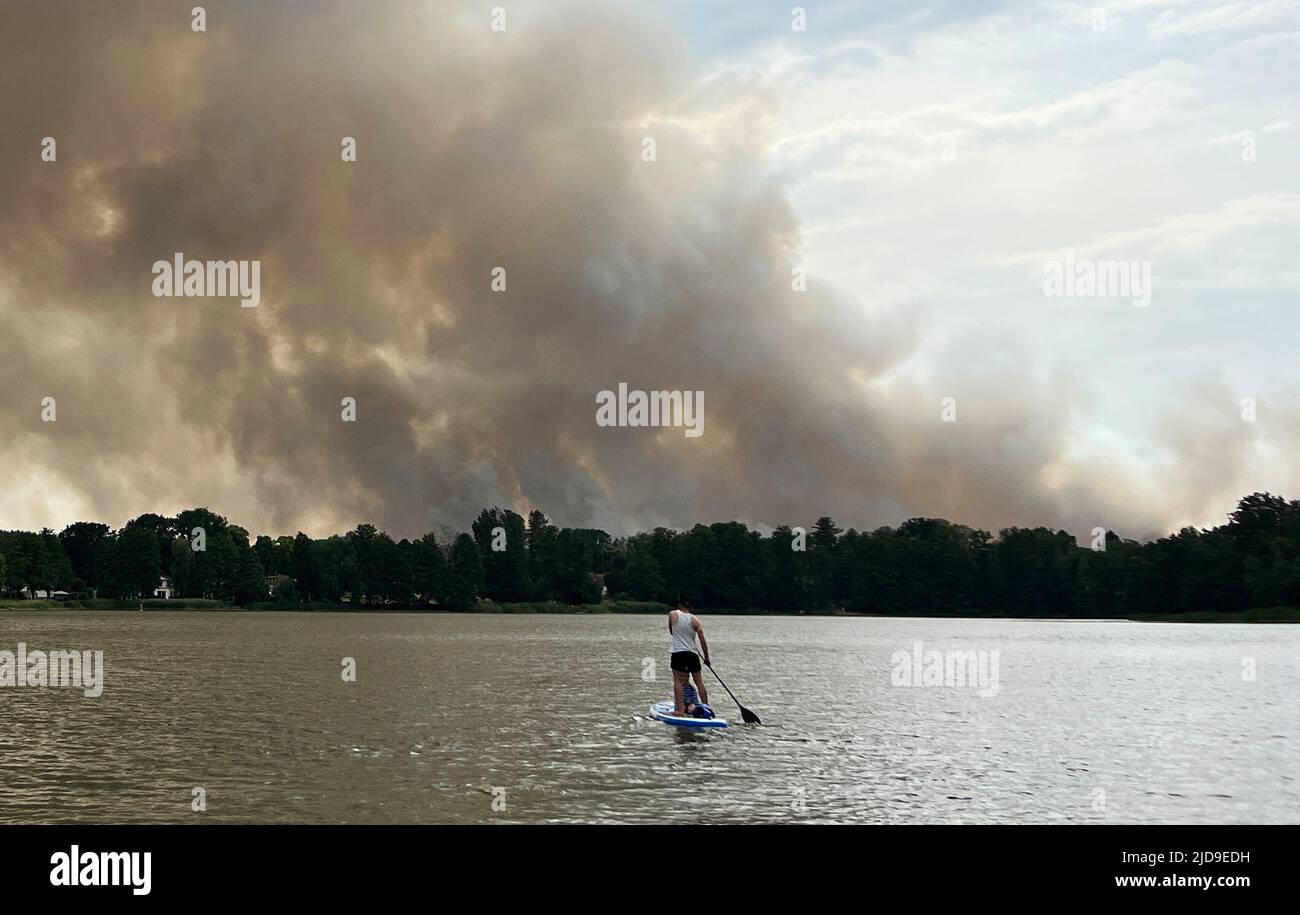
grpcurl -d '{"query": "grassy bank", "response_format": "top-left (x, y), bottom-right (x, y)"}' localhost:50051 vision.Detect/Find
top-left (0, 598), bottom-right (670, 614)
top-left (472, 600), bottom-right (669, 614)
top-left (4, 600), bottom-right (1298, 621)
top-left (0, 598), bottom-right (234, 610)
top-left (1127, 606), bottom-right (1300, 623)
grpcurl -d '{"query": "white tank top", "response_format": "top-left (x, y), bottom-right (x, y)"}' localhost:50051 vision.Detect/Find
top-left (670, 610), bottom-right (698, 654)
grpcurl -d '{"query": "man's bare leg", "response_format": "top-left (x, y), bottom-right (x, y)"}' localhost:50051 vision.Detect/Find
top-left (691, 670), bottom-right (709, 705)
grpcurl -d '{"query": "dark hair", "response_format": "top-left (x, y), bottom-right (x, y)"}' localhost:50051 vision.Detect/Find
top-left (680, 599), bottom-right (692, 609)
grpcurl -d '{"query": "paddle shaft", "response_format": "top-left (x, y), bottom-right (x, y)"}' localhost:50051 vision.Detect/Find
top-left (704, 660), bottom-right (760, 723)
top-left (704, 660), bottom-right (742, 706)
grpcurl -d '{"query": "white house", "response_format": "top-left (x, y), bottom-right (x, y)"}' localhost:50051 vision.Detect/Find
top-left (153, 576), bottom-right (176, 599)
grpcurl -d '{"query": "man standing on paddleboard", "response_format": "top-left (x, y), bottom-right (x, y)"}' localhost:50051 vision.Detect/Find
top-left (669, 600), bottom-right (711, 715)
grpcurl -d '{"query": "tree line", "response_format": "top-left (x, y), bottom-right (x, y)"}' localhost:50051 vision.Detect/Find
top-left (1, 493), bottom-right (1298, 615)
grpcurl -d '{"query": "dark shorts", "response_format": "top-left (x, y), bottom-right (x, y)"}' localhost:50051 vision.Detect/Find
top-left (670, 651), bottom-right (701, 673)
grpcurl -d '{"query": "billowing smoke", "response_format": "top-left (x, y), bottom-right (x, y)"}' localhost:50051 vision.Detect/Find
top-left (0, 1), bottom-right (1271, 541)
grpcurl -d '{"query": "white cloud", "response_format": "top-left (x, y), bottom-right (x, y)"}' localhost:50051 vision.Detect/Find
top-left (1149, 0), bottom-right (1300, 37)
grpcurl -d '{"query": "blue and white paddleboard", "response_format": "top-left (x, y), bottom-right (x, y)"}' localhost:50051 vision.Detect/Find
top-left (649, 700), bottom-right (729, 728)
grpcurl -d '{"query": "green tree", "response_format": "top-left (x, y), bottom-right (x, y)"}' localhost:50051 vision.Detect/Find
top-left (806, 516), bottom-right (842, 610)
top-left (172, 508), bottom-right (230, 598)
top-left (552, 528), bottom-right (601, 604)
top-left (445, 534), bottom-right (484, 610)
top-left (473, 508), bottom-right (529, 601)
top-left (59, 521), bottom-right (110, 589)
top-left (608, 536), bottom-right (665, 601)
top-left (375, 533), bottom-right (411, 604)
top-left (525, 510), bottom-right (558, 600)
top-left (410, 533), bottom-right (448, 605)
top-left (226, 526), bottom-right (267, 605)
top-left (255, 535), bottom-right (295, 577)
top-left (106, 524), bottom-right (163, 598)
top-left (992, 527), bottom-right (1077, 616)
top-left (763, 526), bottom-right (809, 612)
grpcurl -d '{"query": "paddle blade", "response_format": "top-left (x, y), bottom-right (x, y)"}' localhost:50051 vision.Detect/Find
top-left (740, 706), bottom-right (761, 725)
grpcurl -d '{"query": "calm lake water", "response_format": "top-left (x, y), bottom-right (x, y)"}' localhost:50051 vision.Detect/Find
top-left (0, 611), bottom-right (1296, 824)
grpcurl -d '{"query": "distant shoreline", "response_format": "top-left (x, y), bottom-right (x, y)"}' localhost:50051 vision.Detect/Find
top-left (3, 601), bottom-right (1298, 623)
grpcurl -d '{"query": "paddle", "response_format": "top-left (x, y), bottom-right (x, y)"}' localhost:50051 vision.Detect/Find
top-left (704, 660), bottom-right (761, 724)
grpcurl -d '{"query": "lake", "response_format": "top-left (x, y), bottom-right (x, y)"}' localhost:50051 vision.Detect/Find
top-left (0, 611), bottom-right (1295, 824)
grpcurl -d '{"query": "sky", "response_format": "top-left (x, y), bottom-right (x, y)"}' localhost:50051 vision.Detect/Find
top-left (1, 0), bottom-right (1298, 542)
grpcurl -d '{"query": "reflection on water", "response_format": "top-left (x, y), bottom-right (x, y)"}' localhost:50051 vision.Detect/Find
top-left (0, 611), bottom-right (1295, 824)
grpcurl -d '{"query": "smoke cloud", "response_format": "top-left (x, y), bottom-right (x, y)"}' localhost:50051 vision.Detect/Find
top-left (0, 1), bottom-right (1279, 541)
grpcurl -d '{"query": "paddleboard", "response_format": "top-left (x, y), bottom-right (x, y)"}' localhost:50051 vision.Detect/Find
top-left (649, 700), bottom-right (729, 728)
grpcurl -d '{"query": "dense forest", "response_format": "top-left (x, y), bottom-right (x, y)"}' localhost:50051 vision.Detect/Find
top-left (2, 493), bottom-right (1299, 616)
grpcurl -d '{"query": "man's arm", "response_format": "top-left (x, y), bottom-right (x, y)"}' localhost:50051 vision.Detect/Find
top-left (693, 618), bottom-right (710, 664)
top-left (668, 609), bottom-right (678, 635)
